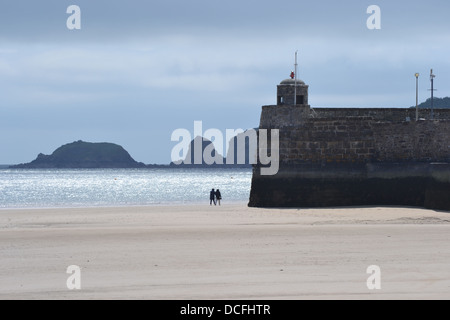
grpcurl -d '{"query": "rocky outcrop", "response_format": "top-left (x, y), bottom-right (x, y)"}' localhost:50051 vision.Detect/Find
top-left (10, 140), bottom-right (146, 168)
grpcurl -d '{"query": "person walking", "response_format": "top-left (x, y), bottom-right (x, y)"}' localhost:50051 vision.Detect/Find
top-left (215, 189), bottom-right (222, 206)
top-left (210, 189), bottom-right (216, 206)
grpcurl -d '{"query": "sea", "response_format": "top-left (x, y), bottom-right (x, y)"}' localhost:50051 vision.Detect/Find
top-left (0, 168), bottom-right (253, 209)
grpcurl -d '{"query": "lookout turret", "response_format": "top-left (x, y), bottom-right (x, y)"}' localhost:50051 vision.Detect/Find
top-left (277, 78), bottom-right (309, 106)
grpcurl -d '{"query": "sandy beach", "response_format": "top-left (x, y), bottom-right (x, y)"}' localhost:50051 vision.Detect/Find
top-left (1, 204), bottom-right (449, 300)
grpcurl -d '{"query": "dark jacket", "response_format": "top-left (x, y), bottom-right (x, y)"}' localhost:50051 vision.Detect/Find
top-left (215, 190), bottom-right (222, 200)
top-left (210, 190), bottom-right (215, 200)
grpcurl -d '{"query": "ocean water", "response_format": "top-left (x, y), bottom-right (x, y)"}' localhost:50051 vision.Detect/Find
top-left (0, 168), bottom-right (253, 209)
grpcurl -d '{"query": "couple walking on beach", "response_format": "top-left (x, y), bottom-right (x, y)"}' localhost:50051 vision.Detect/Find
top-left (210, 189), bottom-right (222, 206)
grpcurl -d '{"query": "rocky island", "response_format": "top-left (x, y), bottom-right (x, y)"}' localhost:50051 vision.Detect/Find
top-left (10, 140), bottom-right (146, 169)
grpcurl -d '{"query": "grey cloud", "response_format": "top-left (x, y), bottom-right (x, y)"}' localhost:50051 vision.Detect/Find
top-left (1, 0), bottom-right (450, 164)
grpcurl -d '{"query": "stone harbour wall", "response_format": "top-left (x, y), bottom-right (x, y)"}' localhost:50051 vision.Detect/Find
top-left (249, 106), bottom-right (450, 211)
top-left (249, 162), bottom-right (450, 210)
top-left (277, 119), bottom-right (450, 164)
top-left (314, 107), bottom-right (450, 121)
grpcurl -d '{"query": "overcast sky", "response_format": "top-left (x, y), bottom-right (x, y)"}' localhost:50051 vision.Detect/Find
top-left (1, 0), bottom-right (450, 164)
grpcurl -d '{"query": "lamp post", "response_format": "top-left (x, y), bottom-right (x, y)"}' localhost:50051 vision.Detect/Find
top-left (430, 69), bottom-right (436, 120)
top-left (415, 73), bottom-right (419, 121)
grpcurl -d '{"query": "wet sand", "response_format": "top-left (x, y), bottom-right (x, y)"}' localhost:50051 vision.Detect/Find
top-left (1, 204), bottom-right (449, 299)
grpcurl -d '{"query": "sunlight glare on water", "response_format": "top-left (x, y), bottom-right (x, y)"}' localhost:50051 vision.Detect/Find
top-left (0, 168), bottom-right (252, 208)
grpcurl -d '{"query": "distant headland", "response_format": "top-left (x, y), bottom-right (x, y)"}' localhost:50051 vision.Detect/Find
top-left (410, 97), bottom-right (450, 109)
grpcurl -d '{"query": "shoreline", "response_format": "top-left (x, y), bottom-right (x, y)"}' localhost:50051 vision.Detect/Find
top-left (0, 200), bottom-right (249, 212)
top-left (2, 199), bottom-right (450, 213)
top-left (1, 204), bottom-right (450, 299)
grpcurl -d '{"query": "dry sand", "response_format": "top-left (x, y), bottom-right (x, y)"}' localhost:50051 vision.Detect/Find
top-left (1, 204), bottom-right (450, 300)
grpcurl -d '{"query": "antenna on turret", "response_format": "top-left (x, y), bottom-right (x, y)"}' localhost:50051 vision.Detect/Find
top-left (294, 51), bottom-right (298, 105)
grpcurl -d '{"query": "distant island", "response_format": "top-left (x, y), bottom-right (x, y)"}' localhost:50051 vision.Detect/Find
top-left (411, 97), bottom-right (450, 109)
top-left (9, 137), bottom-right (254, 169)
top-left (10, 140), bottom-right (146, 169)
top-left (170, 131), bottom-right (255, 168)
top-left (170, 136), bottom-right (225, 167)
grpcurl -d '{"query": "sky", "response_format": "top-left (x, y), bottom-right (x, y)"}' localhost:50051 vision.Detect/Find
top-left (1, 0), bottom-right (450, 164)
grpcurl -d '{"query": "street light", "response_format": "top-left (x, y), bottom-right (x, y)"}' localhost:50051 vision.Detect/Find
top-left (430, 69), bottom-right (436, 120)
top-left (415, 73), bottom-right (419, 121)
